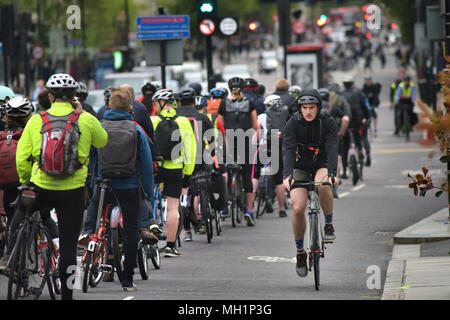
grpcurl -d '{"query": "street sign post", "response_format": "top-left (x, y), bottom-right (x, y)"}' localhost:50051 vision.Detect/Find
top-left (136, 15), bottom-right (190, 40)
top-left (137, 15), bottom-right (190, 88)
top-left (199, 18), bottom-right (216, 36)
top-left (219, 17), bottom-right (238, 36)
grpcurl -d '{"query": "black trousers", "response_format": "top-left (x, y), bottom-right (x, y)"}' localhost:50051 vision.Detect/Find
top-left (8, 186), bottom-right (84, 300)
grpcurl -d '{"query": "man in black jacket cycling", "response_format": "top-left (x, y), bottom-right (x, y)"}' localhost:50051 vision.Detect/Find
top-left (282, 89), bottom-right (339, 279)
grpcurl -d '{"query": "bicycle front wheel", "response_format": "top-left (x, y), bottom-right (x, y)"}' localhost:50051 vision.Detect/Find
top-left (310, 215), bottom-right (320, 291)
top-left (82, 251), bottom-right (92, 293)
top-left (137, 241), bottom-right (149, 280)
top-left (89, 241), bottom-right (107, 287)
top-left (149, 243), bottom-right (161, 270)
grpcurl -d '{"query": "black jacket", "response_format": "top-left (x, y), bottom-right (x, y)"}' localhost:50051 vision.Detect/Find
top-left (282, 111), bottom-right (339, 178)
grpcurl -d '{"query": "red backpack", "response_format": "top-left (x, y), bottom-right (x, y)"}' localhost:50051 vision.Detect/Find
top-left (0, 129), bottom-right (23, 188)
top-left (38, 111), bottom-right (83, 178)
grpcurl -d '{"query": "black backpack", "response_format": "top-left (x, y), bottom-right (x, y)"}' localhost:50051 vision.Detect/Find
top-left (267, 105), bottom-right (290, 133)
top-left (155, 115), bottom-right (181, 161)
top-left (98, 120), bottom-right (138, 178)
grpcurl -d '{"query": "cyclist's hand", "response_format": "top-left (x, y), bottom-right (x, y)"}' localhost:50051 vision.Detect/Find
top-left (329, 176), bottom-right (340, 187)
top-left (283, 177), bottom-right (293, 192)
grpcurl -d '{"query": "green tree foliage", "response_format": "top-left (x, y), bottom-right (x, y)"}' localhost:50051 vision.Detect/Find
top-left (376, 0), bottom-right (416, 45)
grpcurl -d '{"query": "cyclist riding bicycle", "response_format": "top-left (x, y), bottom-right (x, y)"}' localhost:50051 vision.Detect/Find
top-left (339, 76), bottom-right (370, 179)
top-left (282, 89), bottom-right (340, 278)
top-left (14, 73), bottom-right (108, 300)
top-left (217, 77), bottom-right (259, 226)
top-left (176, 88), bottom-right (215, 241)
top-left (151, 89), bottom-right (196, 257)
top-left (207, 88), bottom-right (228, 115)
top-left (394, 75), bottom-right (417, 138)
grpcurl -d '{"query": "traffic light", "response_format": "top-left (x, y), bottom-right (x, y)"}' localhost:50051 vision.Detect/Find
top-left (316, 14), bottom-right (328, 27)
top-left (113, 51), bottom-right (123, 70)
top-left (248, 22), bottom-right (258, 31)
top-left (197, 0), bottom-right (217, 19)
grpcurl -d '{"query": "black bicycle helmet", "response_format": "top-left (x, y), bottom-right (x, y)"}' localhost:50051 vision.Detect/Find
top-left (194, 96), bottom-right (208, 110)
top-left (188, 82), bottom-right (202, 96)
top-left (141, 81), bottom-right (157, 97)
top-left (178, 87), bottom-right (196, 101)
top-left (244, 78), bottom-right (258, 88)
top-left (318, 88), bottom-right (330, 102)
top-left (297, 89), bottom-right (322, 108)
top-left (228, 77), bottom-right (245, 90)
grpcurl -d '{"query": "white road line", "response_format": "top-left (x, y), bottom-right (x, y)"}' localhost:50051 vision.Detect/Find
top-left (352, 184), bottom-right (366, 192)
top-left (123, 296), bottom-right (135, 300)
top-left (339, 192), bottom-right (351, 198)
top-left (384, 185), bottom-right (409, 189)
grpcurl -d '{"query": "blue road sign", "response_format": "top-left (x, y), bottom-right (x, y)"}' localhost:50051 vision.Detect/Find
top-left (136, 15), bottom-right (190, 40)
top-left (0, 42), bottom-right (3, 54)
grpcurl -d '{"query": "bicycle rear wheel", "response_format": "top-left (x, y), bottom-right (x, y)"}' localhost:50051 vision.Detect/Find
top-left (236, 176), bottom-right (244, 224)
top-left (403, 107), bottom-right (411, 142)
top-left (349, 154), bottom-right (359, 186)
top-left (111, 227), bottom-right (124, 282)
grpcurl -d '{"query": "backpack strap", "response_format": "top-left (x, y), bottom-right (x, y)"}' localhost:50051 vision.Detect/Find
top-left (6, 130), bottom-right (13, 146)
top-left (40, 111), bottom-right (52, 132)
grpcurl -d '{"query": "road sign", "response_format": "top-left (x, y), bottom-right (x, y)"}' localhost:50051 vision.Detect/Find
top-left (292, 21), bottom-right (306, 35)
top-left (0, 42), bottom-right (2, 54)
top-left (136, 15), bottom-right (190, 41)
top-left (199, 18), bottom-right (216, 36)
top-left (219, 17), bottom-right (238, 36)
top-left (32, 46), bottom-right (45, 60)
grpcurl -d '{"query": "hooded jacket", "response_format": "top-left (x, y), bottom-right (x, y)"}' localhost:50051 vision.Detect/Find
top-left (282, 90), bottom-right (339, 178)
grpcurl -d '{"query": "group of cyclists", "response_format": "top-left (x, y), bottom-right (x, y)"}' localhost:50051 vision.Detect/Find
top-left (0, 65), bottom-right (384, 299)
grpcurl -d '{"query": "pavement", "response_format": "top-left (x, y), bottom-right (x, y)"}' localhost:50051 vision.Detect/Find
top-left (382, 208), bottom-right (450, 300)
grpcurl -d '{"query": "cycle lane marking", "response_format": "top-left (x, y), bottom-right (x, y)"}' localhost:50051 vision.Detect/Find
top-left (123, 296), bottom-right (135, 300)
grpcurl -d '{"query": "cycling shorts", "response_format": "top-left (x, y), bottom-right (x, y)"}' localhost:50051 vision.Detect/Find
top-left (155, 167), bottom-right (183, 199)
top-left (290, 165), bottom-right (327, 191)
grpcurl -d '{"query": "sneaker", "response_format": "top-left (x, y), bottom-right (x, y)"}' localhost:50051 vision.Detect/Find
top-left (163, 247), bottom-right (181, 257)
top-left (279, 210), bottom-right (287, 218)
top-left (183, 232), bottom-right (193, 242)
top-left (266, 200), bottom-right (274, 213)
top-left (122, 281), bottom-right (137, 292)
top-left (244, 210), bottom-right (255, 227)
top-left (365, 156), bottom-right (371, 167)
top-left (0, 254), bottom-right (9, 271)
top-left (78, 234), bottom-right (89, 247)
top-left (220, 209), bottom-right (229, 217)
top-left (324, 224), bottom-right (336, 243)
top-left (296, 251), bottom-right (308, 278)
top-left (103, 271), bottom-right (114, 282)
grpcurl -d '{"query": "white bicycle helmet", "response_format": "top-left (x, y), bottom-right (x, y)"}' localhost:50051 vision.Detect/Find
top-left (264, 94), bottom-right (282, 108)
top-left (46, 73), bottom-right (77, 99)
top-left (76, 81), bottom-right (88, 96)
top-left (151, 81), bottom-right (162, 91)
top-left (152, 89), bottom-right (175, 102)
top-left (0, 86), bottom-right (15, 102)
top-left (5, 96), bottom-right (34, 117)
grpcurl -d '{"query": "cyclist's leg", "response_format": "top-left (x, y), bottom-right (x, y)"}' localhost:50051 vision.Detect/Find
top-left (340, 131), bottom-right (350, 177)
top-left (42, 187), bottom-right (85, 300)
top-left (160, 168), bottom-right (183, 252)
top-left (113, 188), bottom-right (140, 287)
top-left (2, 186), bottom-right (18, 231)
top-left (315, 167), bottom-right (336, 241)
top-left (274, 159), bottom-right (286, 214)
top-left (361, 125), bottom-right (371, 165)
top-left (80, 185), bottom-right (100, 237)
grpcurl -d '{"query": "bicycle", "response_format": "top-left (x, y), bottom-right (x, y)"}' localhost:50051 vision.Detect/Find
top-left (398, 103), bottom-right (412, 142)
top-left (254, 164), bottom-right (271, 219)
top-left (290, 176), bottom-right (333, 291)
top-left (348, 129), bottom-right (364, 186)
top-left (6, 185), bottom-right (54, 300)
top-left (190, 171), bottom-right (214, 243)
top-left (81, 178), bottom-right (115, 292)
top-left (226, 164), bottom-right (245, 228)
